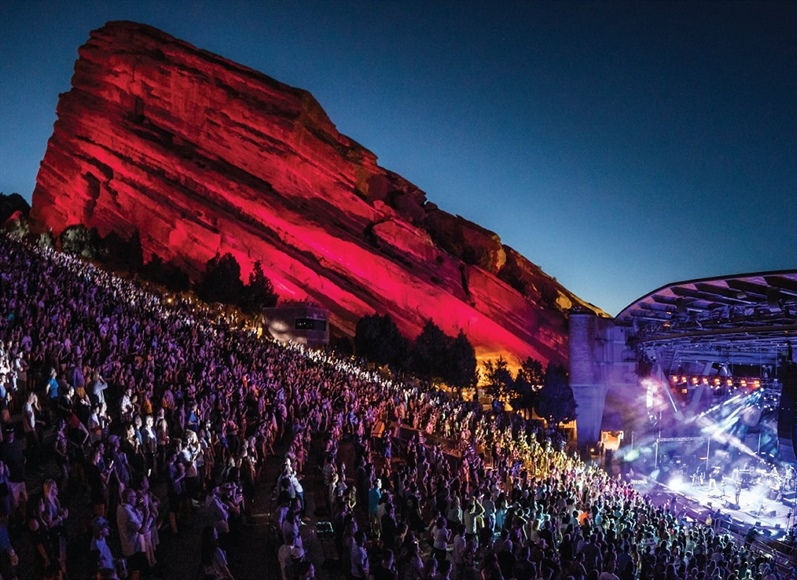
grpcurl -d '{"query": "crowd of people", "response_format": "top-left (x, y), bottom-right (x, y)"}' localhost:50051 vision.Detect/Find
top-left (0, 232), bottom-right (792, 580)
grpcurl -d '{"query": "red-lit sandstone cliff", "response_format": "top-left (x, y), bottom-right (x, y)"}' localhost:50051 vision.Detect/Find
top-left (31, 21), bottom-right (605, 366)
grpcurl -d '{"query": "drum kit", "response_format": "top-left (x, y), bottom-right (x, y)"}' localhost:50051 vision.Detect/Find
top-left (698, 463), bottom-right (796, 503)
top-left (735, 468), bottom-right (756, 489)
top-left (731, 464), bottom-right (795, 499)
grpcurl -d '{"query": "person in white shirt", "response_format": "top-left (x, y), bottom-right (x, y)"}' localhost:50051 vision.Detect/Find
top-left (117, 487), bottom-right (152, 580)
top-left (481, 490), bottom-right (496, 533)
top-left (90, 371), bottom-right (108, 411)
top-left (22, 392), bottom-right (42, 463)
top-left (462, 497), bottom-right (484, 536)
top-left (288, 470), bottom-right (304, 515)
top-left (205, 486), bottom-right (233, 536)
top-left (277, 539), bottom-right (304, 580)
top-left (432, 517), bottom-right (450, 566)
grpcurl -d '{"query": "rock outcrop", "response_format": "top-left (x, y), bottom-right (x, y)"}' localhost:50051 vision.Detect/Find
top-left (31, 21), bottom-right (605, 366)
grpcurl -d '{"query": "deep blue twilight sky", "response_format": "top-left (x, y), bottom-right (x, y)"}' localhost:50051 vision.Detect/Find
top-left (1, 1), bottom-right (795, 316)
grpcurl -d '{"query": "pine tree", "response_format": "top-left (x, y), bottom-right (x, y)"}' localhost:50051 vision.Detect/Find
top-left (60, 225), bottom-right (100, 259)
top-left (354, 313), bottom-right (409, 369)
top-left (535, 362), bottom-right (577, 425)
top-left (195, 253), bottom-right (244, 305)
top-left (242, 260), bottom-right (277, 312)
top-left (483, 356), bottom-right (514, 399)
top-left (444, 331), bottom-right (478, 388)
top-left (509, 357), bottom-right (545, 413)
top-left (409, 320), bottom-right (450, 379)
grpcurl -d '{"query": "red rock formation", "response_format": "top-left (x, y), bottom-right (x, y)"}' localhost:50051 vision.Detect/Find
top-left (31, 21), bottom-right (605, 366)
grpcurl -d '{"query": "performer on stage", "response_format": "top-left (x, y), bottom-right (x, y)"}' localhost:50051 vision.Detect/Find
top-left (708, 467), bottom-right (718, 492)
top-left (692, 466), bottom-right (705, 486)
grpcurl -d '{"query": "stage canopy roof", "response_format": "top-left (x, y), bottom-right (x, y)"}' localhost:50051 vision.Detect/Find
top-left (615, 271), bottom-right (797, 365)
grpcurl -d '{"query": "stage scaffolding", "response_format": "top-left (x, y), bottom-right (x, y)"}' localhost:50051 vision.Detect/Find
top-left (653, 436), bottom-right (710, 471)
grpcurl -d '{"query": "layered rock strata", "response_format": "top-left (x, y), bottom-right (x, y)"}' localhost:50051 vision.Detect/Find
top-left (31, 21), bottom-right (605, 365)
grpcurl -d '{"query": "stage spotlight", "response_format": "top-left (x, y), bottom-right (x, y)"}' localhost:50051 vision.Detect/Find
top-left (669, 476), bottom-right (685, 492)
top-left (624, 448), bottom-right (640, 462)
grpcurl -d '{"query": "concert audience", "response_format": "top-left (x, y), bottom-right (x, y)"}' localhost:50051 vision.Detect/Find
top-left (0, 232), bottom-right (793, 580)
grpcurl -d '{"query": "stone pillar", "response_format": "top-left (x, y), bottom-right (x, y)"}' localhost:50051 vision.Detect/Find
top-left (569, 312), bottom-right (608, 446)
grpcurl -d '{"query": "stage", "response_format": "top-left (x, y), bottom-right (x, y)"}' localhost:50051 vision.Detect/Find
top-left (632, 471), bottom-right (795, 540)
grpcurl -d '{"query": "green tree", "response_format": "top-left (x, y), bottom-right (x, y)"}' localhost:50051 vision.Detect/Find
top-left (195, 253), bottom-right (244, 305)
top-left (330, 336), bottom-right (354, 357)
top-left (482, 356), bottom-right (514, 399)
top-left (409, 320), bottom-right (450, 379)
top-left (2, 213), bottom-right (28, 238)
top-left (60, 225), bottom-right (100, 259)
top-left (535, 362), bottom-right (577, 425)
top-left (354, 313), bottom-right (409, 369)
top-left (520, 357), bottom-right (545, 387)
top-left (242, 260), bottom-right (278, 313)
top-left (444, 330), bottom-right (478, 388)
top-left (378, 314), bottom-right (410, 369)
top-left (355, 314), bottom-right (381, 361)
top-left (37, 230), bottom-right (56, 249)
top-left (140, 254), bottom-right (190, 292)
top-left (508, 357), bottom-right (545, 413)
top-left (99, 230), bottom-right (143, 271)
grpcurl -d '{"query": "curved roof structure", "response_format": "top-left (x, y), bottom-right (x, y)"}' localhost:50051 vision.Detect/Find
top-left (615, 271), bottom-right (797, 365)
